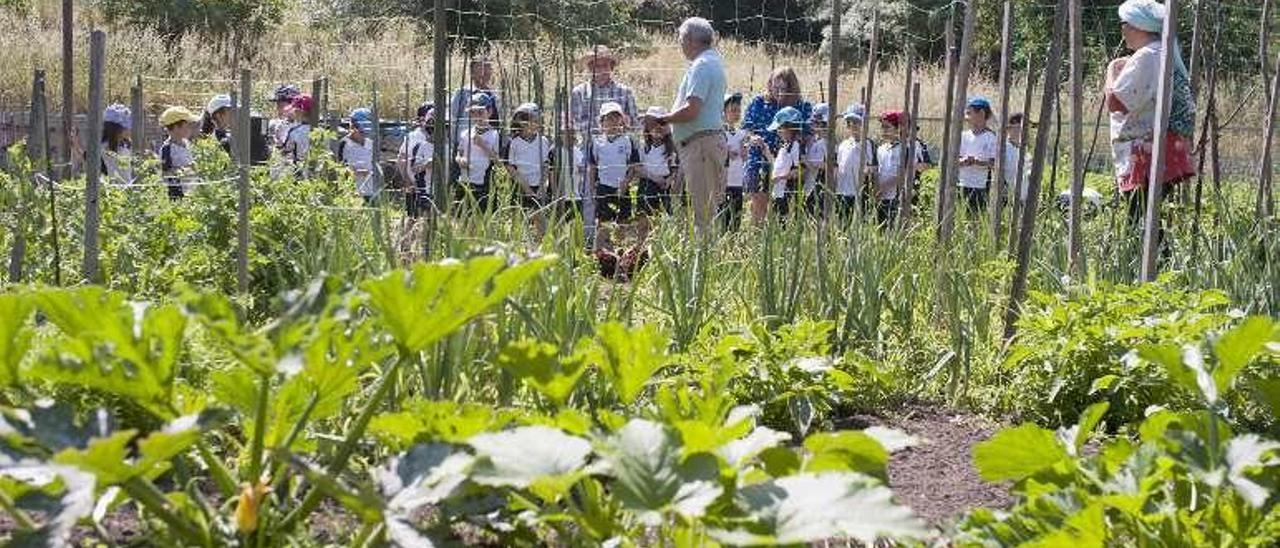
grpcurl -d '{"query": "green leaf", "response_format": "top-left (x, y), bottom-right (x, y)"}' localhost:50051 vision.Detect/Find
top-left (364, 255), bottom-right (555, 353)
top-left (712, 472), bottom-right (928, 545)
top-left (603, 419), bottom-right (724, 524)
top-left (718, 427), bottom-right (792, 469)
top-left (496, 338), bottom-right (587, 406)
top-left (1072, 402), bottom-right (1110, 453)
top-left (581, 322), bottom-right (670, 405)
top-left (0, 465), bottom-right (96, 547)
top-left (468, 426), bottom-right (591, 488)
top-left (371, 400), bottom-right (508, 448)
top-left (973, 424), bottom-right (1069, 482)
top-left (803, 431), bottom-right (889, 480)
top-left (1213, 317), bottom-right (1275, 395)
top-left (375, 443), bottom-right (474, 514)
top-left (0, 293), bottom-right (33, 387)
top-left (53, 431), bottom-right (136, 485)
top-left (1224, 434), bottom-right (1280, 508)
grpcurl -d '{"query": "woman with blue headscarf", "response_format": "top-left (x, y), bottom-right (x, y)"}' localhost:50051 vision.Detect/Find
top-left (1105, 0), bottom-right (1196, 227)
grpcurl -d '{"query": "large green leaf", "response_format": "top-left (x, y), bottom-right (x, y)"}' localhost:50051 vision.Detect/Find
top-left (581, 323), bottom-right (671, 405)
top-left (973, 424), bottom-right (1069, 482)
top-left (712, 472), bottom-right (928, 545)
top-left (803, 431), bottom-right (890, 480)
top-left (371, 400), bottom-right (509, 448)
top-left (0, 465), bottom-right (96, 547)
top-left (602, 419), bottom-right (723, 524)
top-left (496, 339), bottom-right (587, 406)
top-left (0, 293), bottom-right (33, 387)
top-left (30, 288), bottom-right (186, 419)
top-left (468, 426), bottom-right (591, 488)
top-left (51, 414), bottom-right (214, 485)
top-left (718, 427), bottom-right (791, 470)
top-left (1213, 317), bottom-right (1275, 395)
top-left (364, 255), bottom-right (555, 353)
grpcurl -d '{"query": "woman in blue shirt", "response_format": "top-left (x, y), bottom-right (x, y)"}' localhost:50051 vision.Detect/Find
top-left (741, 66), bottom-right (812, 224)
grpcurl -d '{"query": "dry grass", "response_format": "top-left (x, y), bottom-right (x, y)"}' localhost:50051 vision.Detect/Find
top-left (0, 0), bottom-right (1268, 174)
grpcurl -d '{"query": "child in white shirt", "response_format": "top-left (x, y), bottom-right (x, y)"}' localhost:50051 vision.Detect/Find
top-left (282, 94), bottom-right (314, 167)
top-left (455, 92), bottom-right (500, 212)
top-left (875, 110), bottom-right (927, 227)
top-left (763, 106), bottom-right (804, 220)
top-left (589, 102), bottom-right (640, 249)
top-left (1003, 112), bottom-right (1029, 204)
top-left (636, 106), bottom-right (677, 241)
top-left (957, 97), bottom-right (998, 215)
top-left (339, 107), bottom-right (377, 203)
top-left (400, 103), bottom-right (442, 217)
top-left (722, 92), bottom-right (748, 229)
top-left (158, 106), bottom-right (200, 199)
top-left (803, 103), bottom-right (831, 217)
top-left (504, 102), bottom-right (552, 234)
top-left (101, 104), bottom-right (134, 186)
top-left (835, 103), bottom-right (876, 221)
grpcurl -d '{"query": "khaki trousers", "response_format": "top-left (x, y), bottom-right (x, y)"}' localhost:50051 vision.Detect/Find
top-left (677, 131), bottom-right (728, 234)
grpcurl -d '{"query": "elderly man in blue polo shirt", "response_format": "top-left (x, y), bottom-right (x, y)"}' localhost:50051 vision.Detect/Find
top-left (656, 17), bottom-right (728, 237)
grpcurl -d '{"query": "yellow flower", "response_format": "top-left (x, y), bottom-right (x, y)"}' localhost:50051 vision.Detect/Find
top-left (235, 480), bottom-right (271, 534)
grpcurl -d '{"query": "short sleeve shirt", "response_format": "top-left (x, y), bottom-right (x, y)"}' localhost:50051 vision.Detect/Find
top-left (283, 124), bottom-right (311, 163)
top-left (506, 134), bottom-right (552, 188)
top-left (770, 140), bottom-right (801, 199)
top-left (340, 137), bottom-right (376, 197)
top-left (957, 128), bottom-right (998, 189)
top-left (836, 138), bottom-right (876, 196)
top-left (640, 141), bottom-right (674, 181)
top-left (459, 127), bottom-right (499, 185)
top-left (670, 48), bottom-right (727, 143)
top-left (741, 96), bottom-right (813, 185)
top-left (877, 141), bottom-right (925, 201)
top-left (593, 134), bottom-right (638, 188)
top-left (725, 126), bottom-right (748, 188)
top-left (1111, 42), bottom-right (1195, 142)
top-left (803, 137), bottom-right (827, 193)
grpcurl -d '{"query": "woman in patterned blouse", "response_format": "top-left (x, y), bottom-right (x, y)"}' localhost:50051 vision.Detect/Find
top-left (741, 66), bottom-right (813, 224)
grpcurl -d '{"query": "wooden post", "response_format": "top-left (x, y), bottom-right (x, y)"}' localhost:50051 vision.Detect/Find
top-left (1258, 51), bottom-right (1280, 219)
top-left (824, 0), bottom-right (842, 223)
top-left (1004, 0), bottom-right (1067, 340)
top-left (236, 69), bottom-right (251, 293)
top-left (310, 77), bottom-right (322, 128)
top-left (856, 7), bottom-right (879, 223)
top-left (1191, 16), bottom-right (1220, 260)
top-left (1067, 0), bottom-right (1086, 276)
top-left (990, 0), bottom-right (1015, 242)
top-left (1187, 0), bottom-right (1205, 98)
top-left (82, 30), bottom-right (106, 284)
top-left (938, 4), bottom-right (958, 227)
top-left (130, 75), bottom-right (144, 161)
top-left (372, 84), bottom-right (383, 198)
top-left (11, 71), bottom-right (47, 282)
top-left (938, 0), bottom-right (976, 248)
top-left (432, 0), bottom-right (449, 216)
top-left (902, 82), bottom-right (921, 225)
top-left (1008, 58), bottom-right (1036, 256)
top-left (1262, 0), bottom-right (1272, 106)
top-left (1139, 0), bottom-right (1182, 282)
top-left (60, 0), bottom-right (73, 179)
top-left (896, 47), bottom-right (915, 226)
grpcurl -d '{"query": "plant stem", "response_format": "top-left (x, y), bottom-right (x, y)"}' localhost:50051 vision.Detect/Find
top-left (0, 488), bottom-right (38, 530)
top-left (196, 440), bottom-right (237, 499)
top-left (122, 477), bottom-right (209, 547)
top-left (276, 353), bottom-right (407, 533)
top-left (248, 372), bottom-right (271, 483)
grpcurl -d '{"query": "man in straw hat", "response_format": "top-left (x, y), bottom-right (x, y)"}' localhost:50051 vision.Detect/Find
top-left (570, 45), bottom-right (639, 135)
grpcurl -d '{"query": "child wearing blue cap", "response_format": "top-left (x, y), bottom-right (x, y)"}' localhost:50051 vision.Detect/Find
top-left (764, 106), bottom-right (805, 219)
top-left (957, 96), bottom-right (998, 215)
top-left (835, 103), bottom-right (876, 221)
top-left (101, 103), bottom-right (133, 186)
top-left (455, 92), bottom-right (501, 212)
top-left (338, 107), bottom-right (377, 203)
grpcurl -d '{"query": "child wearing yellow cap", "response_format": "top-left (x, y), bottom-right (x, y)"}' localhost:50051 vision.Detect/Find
top-left (159, 106), bottom-right (200, 199)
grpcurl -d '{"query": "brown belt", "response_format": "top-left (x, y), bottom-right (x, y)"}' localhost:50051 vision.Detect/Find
top-left (678, 129), bottom-right (721, 148)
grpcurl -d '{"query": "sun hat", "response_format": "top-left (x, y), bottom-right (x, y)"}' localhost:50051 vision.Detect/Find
top-left (841, 103), bottom-right (866, 122)
top-left (288, 94), bottom-right (314, 114)
top-left (514, 102), bottom-right (541, 116)
top-left (767, 106), bottom-right (803, 131)
top-left (811, 103), bottom-right (831, 122)
top-left (880, 110), bottom-right (906, 127)
top-left (159, 106), bottom-right (200, 127)
top-left (578, 45), bottom-right (620, 69)
top-left (637, 106), bottom-right (668, 122)
top-left (1118, 0), bottom-right (1165, 33)
top-left (467, 92), bottom-right (495, 110)
top-left (271, 84), bottom-right (300, 103)
top-left (723, 92), bottom-right (744, 106)
top-left (349, 107), bottom-right (374, 133)
top-left (104, 104), bottom-right (131, 129)
top-left (205, 94), bottom-right (234, 115)
top-left (967, 96), bottom-right (992, 111)
top-left (598, 101), bottom-right (625, 120)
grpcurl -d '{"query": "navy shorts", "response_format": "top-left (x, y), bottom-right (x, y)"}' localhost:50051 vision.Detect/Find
top-left (595, 184), bottom-right (630, 222)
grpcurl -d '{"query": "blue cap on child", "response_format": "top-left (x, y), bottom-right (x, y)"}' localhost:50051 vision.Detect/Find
top-left (768, 107), bottom-right (804, 131)
top-left (350, 108), bottom-right (375, 133)
top-left (967, 96), bottom-right (992, 111)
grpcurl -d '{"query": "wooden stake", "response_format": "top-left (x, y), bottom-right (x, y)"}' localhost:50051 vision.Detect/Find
top-left (938, 0), bottom-right (976, 248)
top-left (938, 4), bottom-right (958, 227)
top-left (432, 0), bottom-right (449, 217)
top-left (897, 47), bottom-right (915, 226)
top-left (130, 75), bottom-right (144, 163)
top-left (856, 7), bottom-right (879, 223)
top-left (1258, 51), bottom-right (1280, 219)
top-left (10, 70), bottom-right (47, 282)
top-left (824, 0), bottom-right (843, 222)
top-left (1067, 0), bottom-right (1086, 275)
top-left (83, 30), bottom-right (106, 284)
top-left (1008, 58), bottom-right (1036, 257)
top-left (902, 82), bottom-right (921, 226)
top-left (236, 69), bottom-right (251, 293)
top-left (60, 0), bottom-right (72, 179)
top-left (1138, 0), bottom-right (1183, 282)
top-left (310, 77), bottom-right (322, 128)
top-left (990, 0), bottom-right (1015, 242)
top-left (1004, 0), bottom-right (1067, 340)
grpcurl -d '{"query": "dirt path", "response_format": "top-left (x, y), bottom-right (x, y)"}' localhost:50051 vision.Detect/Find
top-left (844, 402), bottom-right (1015, 527)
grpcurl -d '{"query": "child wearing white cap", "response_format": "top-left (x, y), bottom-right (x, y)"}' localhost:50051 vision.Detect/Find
top-left (803, 103), bottom-right (831, 217)
top-left (835, 103), bottom-right (877, 221)
top-left (202, 94), bottom-right (234, 156)
top-left (504, 102), bottom-right (552, 233)
top-left (101, 104), bottom-right (134, 186)
top-left (590, 101), bottom-right (640, 247)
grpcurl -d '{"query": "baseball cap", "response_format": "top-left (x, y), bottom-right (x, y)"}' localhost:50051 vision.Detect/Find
top-left (271, 84), bottom-right (300, 103)
top-left (159, 106), bottom-right (200, 127)
top-left (967, 96), bottom-right (992, 111)
top-left (514, 102), bottom-right (541, 116)
top-left (288, 94), bottom-right (314, 114)
top-left (349, 107), bottom-right (374, 133)
top-left (598, 101), bottom-right (625, 120)
top-left (467, 92), bottom-right (494, 110)
top-left (205, 94), bottom-right (233, 115)
top-left (841, 103), bottom-right (866, 122)
top-left (723, 92), bottom-right (744, 106)
top-left (637, 106), bottom-right (668, 122)
top-left (104, 104), bottom-right (131, 130)
top-left (767, 106), bottom-right (803, 131)
top-left (812, 103), bottom-right (831, 122)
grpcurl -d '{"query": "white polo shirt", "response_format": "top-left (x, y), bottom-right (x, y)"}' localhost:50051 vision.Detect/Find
top-left (958, 128), bottom-right (997, 189)
top-left (339, 136), bottom-right (376, 197)
top-left (283, 123), bottom-right (311, 163)
top-left (770, 139), bottom-right (801, 199)
top-left (802, 136), bottom-right (827, 195)
top-left (835, 138), bottom-right (875, 197)
top-left (725, 127), bottom-right (748, 188)
top-left (506, 134), bottom-right (551, 188)
top-left (593, 134), bottom-right (637, 189)
top-left (876, 140), bottom-right (925, 201)
top-left (640, 141), bottom-right (673, 181)
top-left (459, 126), bottom-right (499, 185)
